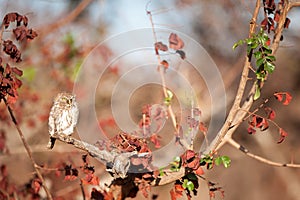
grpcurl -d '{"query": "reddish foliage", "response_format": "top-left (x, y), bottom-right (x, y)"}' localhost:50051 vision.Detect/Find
top-left (3, 13), bottom-right (28, 29)
top-left (175, 50), bottom-right (186, 59)
top-left (247, 126), bottom-right (256, 134)
top-left (284, 18), bottom-right (291, 29)
top-left (265, 107), bottom-right (276, 120)
top-left (154, 42), bottom-right (168, 54)
top-left (0, 12), bottom-right (38, 105)
top-left (274, 10), bottom-right (280, 22)
top-left (248, 115), bottom-right (269, 132)
top-left (199, 122), bottom-right (208, 134)
top-left (13, 26), bottom-right (38, 41)
top-left (31, 178), bottom-right (42, 194)
top-left (194, 166), bottom-right (204, 176)
top-left (150, 134), bottom-right (161, 148)
top-left (3, 40), bottom-right (22, 62)
top-left (137, 179), bottom-right (151, 198)
top-left (81, 173), bottom-right (99, 185)
top-left (160, 60), bottom-right (169, 68)
top-left (277, 128), bottom-right (288, 144)
top-left (274, 92), bottom-right (292, 105)
top-left (64, 165), bottom-right (78, 181)
top-left (170, 183), bottom-right (184, 200)
top-left (169, 33), bottom-right (184, 50)
top-left (181, 150), bottom-right (203, 174)
top-left (90, 188), bottom-right (114, 200)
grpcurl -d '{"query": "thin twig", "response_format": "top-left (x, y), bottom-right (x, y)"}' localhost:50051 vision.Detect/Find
top-left (80, 180), bottom-right (86, 200)
top-left (201, 0), bottom-right (261, 155)
top-left (147, 6), bottom-right (191, 150)
top-left (227, 138), bottom-right (300, 168)
top-left (4, 99), bottom-right (53, 200)
top-left (39, 0), bottom-right (92, 36)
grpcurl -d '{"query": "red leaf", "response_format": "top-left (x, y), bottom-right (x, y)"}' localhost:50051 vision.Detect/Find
top-left (154, 42), bottom-right (168, 54)
top-left (184, 150), bottom-right (196, 161)
top-left (260, 118), bottom-right (269, 131)
top-left (160, 60), bottom-right (169, 69)
top-left (194, 166), bottom-right (204, 176)
top-left (265, 107), bottom-right (276, 120)
top-left (150, 134), bottom-right (161, 148)
top-left (170, 184), bottom-right (184, 200)
top-left (284, 18), bottom-right (291, 29)
top-left (199, 122), bottom-right (208, 133)
top-left (255, 116), bottom-right (264, 128)
top-left (176, 50), bottom-right (186, 59)
top-left (11, 67), bottom-right (23, 76)
top-left (81, 174), bottom-right (99, 185)
top-left (186, 157), bottom-right (200, 170)
top-left (274, 11), bottom-right (280, 22)
top-left (31, 178), bottom-right (41, 194)
top-left (261, 17), bottom-right (268, 29)
top-left (278, 128), bottom-right (288, 144)
top-left (169, 33), bottom-right (184, 50)
top-left (3, 13), bottom-right (18, 29)
top-left (7, 95), bottom-right (18, 105)
top-left (247, 126), bottom-right (256, 134)
top-left (14, 78), bottom-right (22, 88)
top-left (274, 92), bottom-right (292, 105)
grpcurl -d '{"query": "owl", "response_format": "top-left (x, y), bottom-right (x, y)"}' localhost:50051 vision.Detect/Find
top-left (47, 92), bottom-right (79, 149)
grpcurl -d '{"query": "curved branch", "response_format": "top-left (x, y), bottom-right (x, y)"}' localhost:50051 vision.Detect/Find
top-left (201, 0), bottom-right (261, 155)
top-left (39, 0), bottom-right (92, 36)
top-left (5, 99), bottom-right (53, 200)
top-left (227, 138), bottom-right (300, 168)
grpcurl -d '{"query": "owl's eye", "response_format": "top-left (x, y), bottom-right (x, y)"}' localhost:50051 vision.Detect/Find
top-left (66, 98), bottom-right (72, 104)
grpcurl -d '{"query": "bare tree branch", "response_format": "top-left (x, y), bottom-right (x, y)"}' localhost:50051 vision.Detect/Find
top-left (201, 0), bottom-right (261, 155)
top-left (50, 133), bottom-right (143, 179)
top-left (4, 99), bottom-right (53, 200)
top-left (39, 0), bottom-right (93, 36)
top-left (227, 138), bottom-right (300, 168)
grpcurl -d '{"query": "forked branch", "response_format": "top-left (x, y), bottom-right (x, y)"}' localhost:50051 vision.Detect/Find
top-left (4, 99), bottom-right (53, 200)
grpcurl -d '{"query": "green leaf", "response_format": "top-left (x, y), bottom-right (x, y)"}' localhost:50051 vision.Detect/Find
top-left (182, 179), bottom-right (188, 189)
top-left (254, 84), bottom-right (261, 100)
top-left (256, 71), bottom-right (266, 80)
top-left (266, 55), bottom-right (276, 62)
top-left (256, 57), bottom-right (264, 67)
top-left (71, 59), bottom-right (83, 80)
top-left (254, 51), bottom-right (262, 59)
top-left (251, 41), bottom-right (259, 49)
top-left (233, 39), bottom-right (245, 50)
top-left (263, 48), bottom-right (272, 54)
top-left (215, 157), bottom-right (222, 166)
top-left (22, 67), bottom-right (36, 82)
top-left (164, 90), bottom-right (173, 106)
top-left (186, 173), bottom-right (198, 181)
top-left (186, 181), bottom-right (194, 191)
top-left (246, 38), bottom-right (254, 45)
top-left (221, 156), bottom-right (231, 168)
top-left (215, 156), bottom-right (231, 168)
top-left (159, 168), bottom-right (164, 176)
top-left (170, 156), bottom-right (181, 171)
top-left (265, 62), bottom-right (275, 73)
top-left (182, 179), bottom-right (195, 191)
top-left (174, 156), bottom-right (181, 163)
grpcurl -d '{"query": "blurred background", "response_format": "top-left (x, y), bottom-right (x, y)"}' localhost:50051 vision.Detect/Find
top-left (1, 0), bottom-right (300, 199)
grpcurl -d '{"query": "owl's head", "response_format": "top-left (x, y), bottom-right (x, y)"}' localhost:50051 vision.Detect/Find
top-left (54, 92), bottom-right (76, 107)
